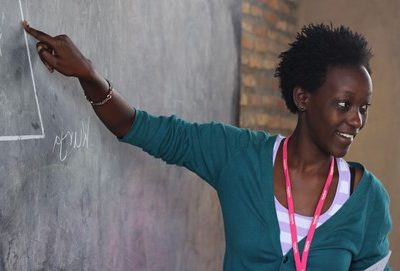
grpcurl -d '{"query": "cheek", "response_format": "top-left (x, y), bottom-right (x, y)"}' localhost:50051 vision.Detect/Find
top-left (319, 110), bottom-right (341, 130)
top-left (306, 109), bottom-right (337, 137)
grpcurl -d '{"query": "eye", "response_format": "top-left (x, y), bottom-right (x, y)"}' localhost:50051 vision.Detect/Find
top-left (337, 101), bottom-right (351, 110)
top-left (360, 103), bottom-right (371, 114)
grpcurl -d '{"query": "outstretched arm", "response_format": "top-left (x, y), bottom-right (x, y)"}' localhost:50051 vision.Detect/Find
top-left (22, 21), bottom-right (135, 138)
top-left (22, 21), bottom-right (262, 189)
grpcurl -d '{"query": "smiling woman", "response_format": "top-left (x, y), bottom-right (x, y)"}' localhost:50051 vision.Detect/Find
top-left (22, 21), bottom-right (391, 271)
top-left (270, 25), bottom-right (392, 271)
top-left (297, 65), bottom-right (372, 158)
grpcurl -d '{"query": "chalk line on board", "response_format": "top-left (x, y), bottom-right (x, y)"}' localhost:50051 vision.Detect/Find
top-left (0, 0), bottom-right (45, 142)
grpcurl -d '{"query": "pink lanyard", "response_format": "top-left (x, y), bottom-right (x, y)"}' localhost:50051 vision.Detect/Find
top-left (282, 136), bottom-right (334, 271)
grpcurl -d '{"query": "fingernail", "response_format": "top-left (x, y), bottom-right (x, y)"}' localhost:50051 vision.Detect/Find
top-left (21, 21), bottom-right (28, 29)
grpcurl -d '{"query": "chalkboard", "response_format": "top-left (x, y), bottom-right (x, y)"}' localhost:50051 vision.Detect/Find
top-left (0, 0), bottom-right (240, 270)
top-left (0, 0), bottom-right (44, 140)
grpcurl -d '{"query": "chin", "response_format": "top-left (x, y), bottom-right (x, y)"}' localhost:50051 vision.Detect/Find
top-left (331, 146), bottom-right (351, 158)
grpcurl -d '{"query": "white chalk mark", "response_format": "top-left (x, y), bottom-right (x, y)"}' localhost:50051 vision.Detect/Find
top-left (52, 118), bottom-right (90, 161)
top-left (19, 0), bottom-right (45, 137)
top-left (0, 0), bottom-right (46, 142)
top-left (0, 12), bottom-right (3, 57)
top-left (0, 134), bottom-right (45, 141)
top-left (0, 32), bottom-right (2, 57)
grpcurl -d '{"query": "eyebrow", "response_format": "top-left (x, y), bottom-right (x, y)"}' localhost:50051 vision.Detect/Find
top-left (339, 89), bottom-right (372, 97)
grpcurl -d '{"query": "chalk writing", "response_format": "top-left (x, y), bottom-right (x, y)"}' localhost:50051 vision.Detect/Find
top-left (52, 117), bottom-right (90, 162)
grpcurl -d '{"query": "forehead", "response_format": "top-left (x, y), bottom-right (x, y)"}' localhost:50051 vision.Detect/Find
top-left (317, 66), bottom-right (373, 99)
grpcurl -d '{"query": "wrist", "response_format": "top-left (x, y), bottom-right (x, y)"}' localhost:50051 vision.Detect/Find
top-left (78, 68), bottom-right (104, 87)
top-left (78, 59), bottom-right (97, 82)
top-left (79, 71), bottom-right (109, 102)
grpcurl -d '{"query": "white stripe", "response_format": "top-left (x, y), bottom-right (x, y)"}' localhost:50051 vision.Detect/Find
top-left (328, 203), bottom-right (341, 216)
top-left (281, 231), bottom-right (303, 244)
top-left (0, 134), bottom-right (45, 141)
top-left (280, 231), bottom-right (307, 244)
top-left (280, 231), bottom-right (292, 243)
top-left (277, 210), bottom-right (312, 229)
top-left (338, 180), bottom-right (350, 194)
top-left (276, 210), bottom-right (289, 223)
top-left (272, 135), bottom-right (284, 165)
top-left (337, 158), bottom-right (346, 170)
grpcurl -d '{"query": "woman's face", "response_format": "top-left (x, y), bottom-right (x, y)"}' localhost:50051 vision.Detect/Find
top-left (304, 65), bottom-right (372, 158)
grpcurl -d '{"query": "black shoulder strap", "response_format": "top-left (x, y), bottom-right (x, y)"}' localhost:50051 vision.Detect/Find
top-left (350, 166), bottom-right (355, 195)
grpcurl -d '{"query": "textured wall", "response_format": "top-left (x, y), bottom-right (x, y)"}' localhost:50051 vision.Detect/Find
top-left (0, 0), bottom-right (241, 270)
top-left (239, 0), bottom-right (298, 134)
top-left (298, 1), bottom-right (400, 269)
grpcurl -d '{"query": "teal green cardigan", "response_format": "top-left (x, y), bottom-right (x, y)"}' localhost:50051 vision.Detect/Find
top-left (120, 110), bottom-right (392, 271)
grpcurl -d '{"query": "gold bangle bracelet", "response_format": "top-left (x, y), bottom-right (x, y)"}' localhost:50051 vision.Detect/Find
top-left (85, 79), bottom-right (114, 106)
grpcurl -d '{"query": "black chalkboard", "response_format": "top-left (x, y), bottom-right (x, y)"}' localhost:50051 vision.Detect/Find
top-left (0, 0), bottom-right (240, 270)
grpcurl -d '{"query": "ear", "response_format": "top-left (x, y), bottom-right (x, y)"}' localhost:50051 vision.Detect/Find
top-left (293, 87), bottom-right (310, 112)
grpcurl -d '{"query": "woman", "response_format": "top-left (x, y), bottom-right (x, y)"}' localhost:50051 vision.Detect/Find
top-left (22, 21), bottom-right (391, 270)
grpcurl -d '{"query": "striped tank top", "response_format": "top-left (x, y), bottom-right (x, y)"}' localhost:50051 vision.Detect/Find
top-left (273, 135), bottom-right (351, 255)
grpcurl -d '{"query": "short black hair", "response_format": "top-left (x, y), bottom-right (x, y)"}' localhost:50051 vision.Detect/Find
top-left (274, 23), bottom-right (373, 114)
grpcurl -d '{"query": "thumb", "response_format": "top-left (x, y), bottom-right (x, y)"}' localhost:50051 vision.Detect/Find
top-left (38, 46), bottom-right (58, 72)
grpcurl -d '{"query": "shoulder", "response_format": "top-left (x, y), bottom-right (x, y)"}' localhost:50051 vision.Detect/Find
top-left (362, 169), bottom-right (392, 233)
top-left (348, 161), bottom-right (377, 192)
top-left (351, 162), bottom-right (391, 228)
top-left (348, 161), bottom-right (390, 202)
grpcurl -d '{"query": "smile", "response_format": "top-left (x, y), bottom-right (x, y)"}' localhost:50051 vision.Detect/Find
top-left (336, 132), bottom-right (354, 141)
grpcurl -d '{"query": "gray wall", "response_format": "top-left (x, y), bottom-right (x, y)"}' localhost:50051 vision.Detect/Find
top-left (298, 1), bottom-right (400, 269)
top-left (0, 0), bottom-right (241, 270)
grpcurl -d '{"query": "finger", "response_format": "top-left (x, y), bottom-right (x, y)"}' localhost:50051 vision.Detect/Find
top-left (39, 51), bottom-right (54, 72)
top-left (36, 43), bottom-right (54, 72)
top-left (39, 50), bottom-right (58, 71)
top-left (22, 20), bottom-right (55, 47)
top-left (36, 42), bottom-right (50, 54)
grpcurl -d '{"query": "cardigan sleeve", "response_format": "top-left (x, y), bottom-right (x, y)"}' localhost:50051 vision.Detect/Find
top-left (119, 109), bottom-right (267, 189)
top-left (350, 179), bottom-right (392, 270)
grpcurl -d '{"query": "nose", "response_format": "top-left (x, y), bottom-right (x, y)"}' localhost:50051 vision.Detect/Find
top-left (347, 108), bottom-right (363, 129)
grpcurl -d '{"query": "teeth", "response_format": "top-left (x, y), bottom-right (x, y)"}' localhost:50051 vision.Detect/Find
top-left (337, 132), bottom-right (354, 140)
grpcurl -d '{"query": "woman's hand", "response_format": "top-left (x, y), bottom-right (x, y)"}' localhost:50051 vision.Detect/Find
top-left (22, 21), bottom-right (135, 137)
top-left (22, 20), bottom-right (94, 80)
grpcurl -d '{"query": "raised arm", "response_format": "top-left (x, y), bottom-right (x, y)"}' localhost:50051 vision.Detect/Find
top-left (22, 21), bottom-right (135, 137)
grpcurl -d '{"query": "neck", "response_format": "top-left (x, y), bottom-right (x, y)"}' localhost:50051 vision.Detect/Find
top-left (287, 122), bottom-right (333, 175)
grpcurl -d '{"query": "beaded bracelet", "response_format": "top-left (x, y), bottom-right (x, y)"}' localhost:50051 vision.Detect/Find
top-left (85, 79), bottom-right (114, 106)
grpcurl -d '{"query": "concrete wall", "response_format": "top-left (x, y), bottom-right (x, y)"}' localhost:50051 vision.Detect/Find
top-left (298, 1), bottom-right (400, 269)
